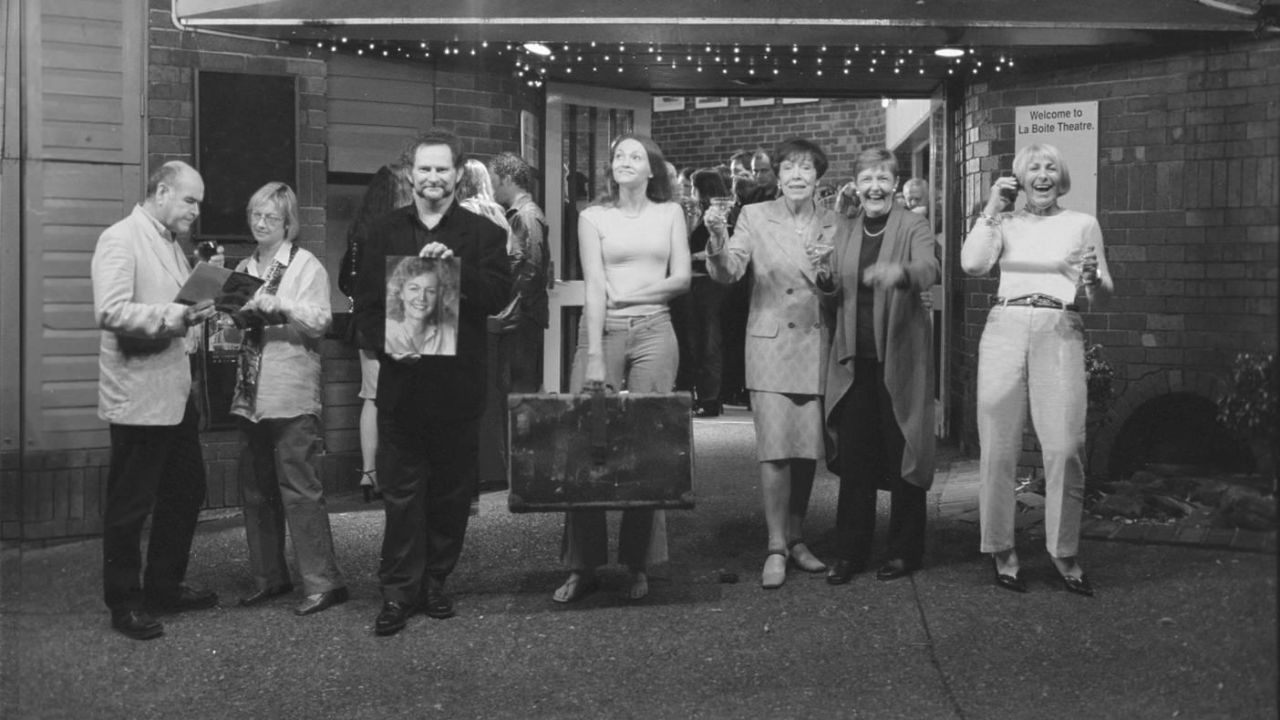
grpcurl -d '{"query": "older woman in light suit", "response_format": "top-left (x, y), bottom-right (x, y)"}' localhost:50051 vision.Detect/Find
top-left (822, 147), bottom-right (938, 585)
top-left (706, 137), bottom-right (840, 589)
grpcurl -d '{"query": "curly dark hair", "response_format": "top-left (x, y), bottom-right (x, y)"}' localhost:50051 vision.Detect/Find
top-left (489, 151), bottom-right (534, 191)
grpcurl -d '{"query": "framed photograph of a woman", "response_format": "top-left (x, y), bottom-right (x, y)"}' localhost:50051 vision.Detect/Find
top-left (384, 255), bottom-right (460, 357)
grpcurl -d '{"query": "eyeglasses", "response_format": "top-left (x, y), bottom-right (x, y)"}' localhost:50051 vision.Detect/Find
top-left (250, 212), bottom-right (283, 227)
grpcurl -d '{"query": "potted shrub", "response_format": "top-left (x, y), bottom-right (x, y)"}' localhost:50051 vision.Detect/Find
top-left (1084, 342), bottom-right (1116, 478)
top-left (1217, 351), bottom-right (1277, 493)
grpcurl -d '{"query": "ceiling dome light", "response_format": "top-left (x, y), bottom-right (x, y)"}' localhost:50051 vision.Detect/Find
top-left (523, 42), bottom-right (552, 56)
top-left (935, 47), bottom-right (964, 58)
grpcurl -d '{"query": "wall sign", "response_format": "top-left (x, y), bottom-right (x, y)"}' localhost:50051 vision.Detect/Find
top-left (1015, 101), bottom-right (1098, 216)
top-left (653, 96), bottom-right (686, 112)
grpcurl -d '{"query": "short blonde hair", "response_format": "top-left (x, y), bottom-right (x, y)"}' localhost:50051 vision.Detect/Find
top-left (1012, 143), bottom-right (1072, 196)
top-left (854, 147), bottom-right (897, 179)
top-left (246, 181), bottom-right (300, 242)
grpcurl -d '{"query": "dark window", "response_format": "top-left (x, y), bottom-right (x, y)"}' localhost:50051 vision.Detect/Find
top-left (196, 71), bottom-right (297, 241)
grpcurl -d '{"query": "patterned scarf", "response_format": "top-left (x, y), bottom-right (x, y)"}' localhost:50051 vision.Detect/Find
top-left (230, 244), bottom-right (298, 418)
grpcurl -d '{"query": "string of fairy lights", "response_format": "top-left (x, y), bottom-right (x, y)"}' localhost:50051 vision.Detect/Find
top-left (299, 38), bottom-right (1015, 88)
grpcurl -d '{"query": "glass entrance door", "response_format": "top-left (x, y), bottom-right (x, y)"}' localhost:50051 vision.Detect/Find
top-left (542, 83), bottom-right (652, 392)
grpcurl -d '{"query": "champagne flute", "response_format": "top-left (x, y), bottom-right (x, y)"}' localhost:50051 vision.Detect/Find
top-left (704, 196), bottom-right (734, 245)
top-left (806, 235), bottom-right (835, 275)
top-left (1071, 243), bottom-right (1098, 287)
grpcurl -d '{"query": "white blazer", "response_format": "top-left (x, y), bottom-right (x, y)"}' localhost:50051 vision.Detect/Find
top-left (91, 205), bottom-right (197, 425)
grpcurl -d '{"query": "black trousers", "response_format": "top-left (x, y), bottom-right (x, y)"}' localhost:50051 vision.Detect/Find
top-left (833, 358), bottom-right (926, 568)
top-left (672, 276), bottom-right (727, 404)
top-left (102, 400), bottom-right (207, 612)
top-left (377, 410), bottom-right (479, 605)
top-left (506, 320), bottom-right (544, 394)
top-left (719, 275), bottom-right (751, 403)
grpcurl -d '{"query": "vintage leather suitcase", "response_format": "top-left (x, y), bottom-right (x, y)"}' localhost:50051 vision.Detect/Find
top-left (507, 388), bottom-right (694, 512)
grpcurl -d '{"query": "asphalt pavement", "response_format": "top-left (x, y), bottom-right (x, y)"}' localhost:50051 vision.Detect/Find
top-left (2, 407), bottom-right (1276, 719)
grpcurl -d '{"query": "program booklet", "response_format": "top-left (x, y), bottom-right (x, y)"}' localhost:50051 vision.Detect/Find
top-left (175, 263), bottom-right (264, 313)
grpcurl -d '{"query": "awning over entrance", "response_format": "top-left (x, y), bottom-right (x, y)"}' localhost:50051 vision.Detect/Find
top-left (171, 0), bottom-right (1263, 94)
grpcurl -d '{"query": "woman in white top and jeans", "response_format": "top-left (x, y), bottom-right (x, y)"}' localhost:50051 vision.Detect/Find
top-left (961, 143), bottom-right (1114, 596)
top-left (554, 133), bottom-right (691, 604)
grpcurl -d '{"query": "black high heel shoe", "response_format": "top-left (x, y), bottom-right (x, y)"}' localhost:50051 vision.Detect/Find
top-left (992, 558), bottom-right (1027, 593)
top-left (359, 469), bottom-right (381, 503)
top-left (1058, 572), bottom-right (1095, 597)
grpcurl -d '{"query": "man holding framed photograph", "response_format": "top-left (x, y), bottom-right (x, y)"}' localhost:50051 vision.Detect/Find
top-left (351, 128), bottom-right (511, 636)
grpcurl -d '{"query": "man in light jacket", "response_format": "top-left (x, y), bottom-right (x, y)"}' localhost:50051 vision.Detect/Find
top-left (92, 160), bottom-right (219, 640)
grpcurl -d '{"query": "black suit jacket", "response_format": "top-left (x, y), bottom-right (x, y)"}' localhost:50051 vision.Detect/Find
top-left (352, 201), bottom-right (512, 420)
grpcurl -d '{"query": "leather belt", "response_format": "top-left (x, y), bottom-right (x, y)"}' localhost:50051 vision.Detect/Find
top-left (993, 293), bottom-right (1078, 311)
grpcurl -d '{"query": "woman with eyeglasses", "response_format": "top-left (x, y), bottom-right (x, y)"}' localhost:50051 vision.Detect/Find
top-left (230, 182), bottom-right (348, 616)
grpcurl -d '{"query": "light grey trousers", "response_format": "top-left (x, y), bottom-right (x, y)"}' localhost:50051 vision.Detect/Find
top-left (976, 306), bottom-right (1087, 558)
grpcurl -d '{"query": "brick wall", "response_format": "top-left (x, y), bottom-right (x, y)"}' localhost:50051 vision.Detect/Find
top-left (434, 69), bottom-right (544, 164)
top-left (146, 4), bottom-right (329, 514)
top-left (6, 6), bottom-right (542, 540)
top-left (652, 98), bottom-right (885, 184)
top-left (953, 38), bottom-right (1279, 478)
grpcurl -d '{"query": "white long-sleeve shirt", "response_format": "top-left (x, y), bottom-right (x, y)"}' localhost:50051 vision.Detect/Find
top-left (231, 242), bottom-right (332, 421)
top-left (961, 209), bottom-right (1110, 305)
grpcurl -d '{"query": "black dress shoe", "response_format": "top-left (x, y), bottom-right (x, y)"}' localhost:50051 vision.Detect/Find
top-left (875, 559), bottom-right (920, 581)
top-left (145, 585), bottom-right (218, 614)
top-left (374, 600), bottom-right (414, 636)
top-left (294, 587), bottom-right (349, 616)
top-left (422, 591), bottom-right (455, 619)
top-left (826, 559), bottom-right (863, 586)
top-left (239, 583), bottom-right (294, 607)
top-left (992, 559), bottom-right (1027, 593)
top-left (1059, 572), bottom-right (1095, 597)
top-left (111, 610), bottom-right (164, 641)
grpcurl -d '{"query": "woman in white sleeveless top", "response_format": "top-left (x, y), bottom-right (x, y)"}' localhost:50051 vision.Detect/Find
top-left (554, 134), bottom-right (691, 603)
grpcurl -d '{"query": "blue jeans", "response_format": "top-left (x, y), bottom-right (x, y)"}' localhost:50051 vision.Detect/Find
top-left (562, 310), bottom-right (677, 570)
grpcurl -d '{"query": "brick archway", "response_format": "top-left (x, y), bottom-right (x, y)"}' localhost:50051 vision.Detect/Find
top-left (1092, 369), bottom-right (1233, 480)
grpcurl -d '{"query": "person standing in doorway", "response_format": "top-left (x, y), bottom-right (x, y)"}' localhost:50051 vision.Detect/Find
top-left (490, 151), bottom-right (551, 393)
top-left (91, 160), bottom-right (219, 640)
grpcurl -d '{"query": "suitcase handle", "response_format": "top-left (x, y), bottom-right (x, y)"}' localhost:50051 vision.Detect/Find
top-left (584, 381), bottom-right (610, 465)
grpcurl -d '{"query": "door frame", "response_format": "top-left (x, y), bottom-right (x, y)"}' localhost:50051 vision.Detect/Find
top-left (542, 82), bottom-right (652, 392)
